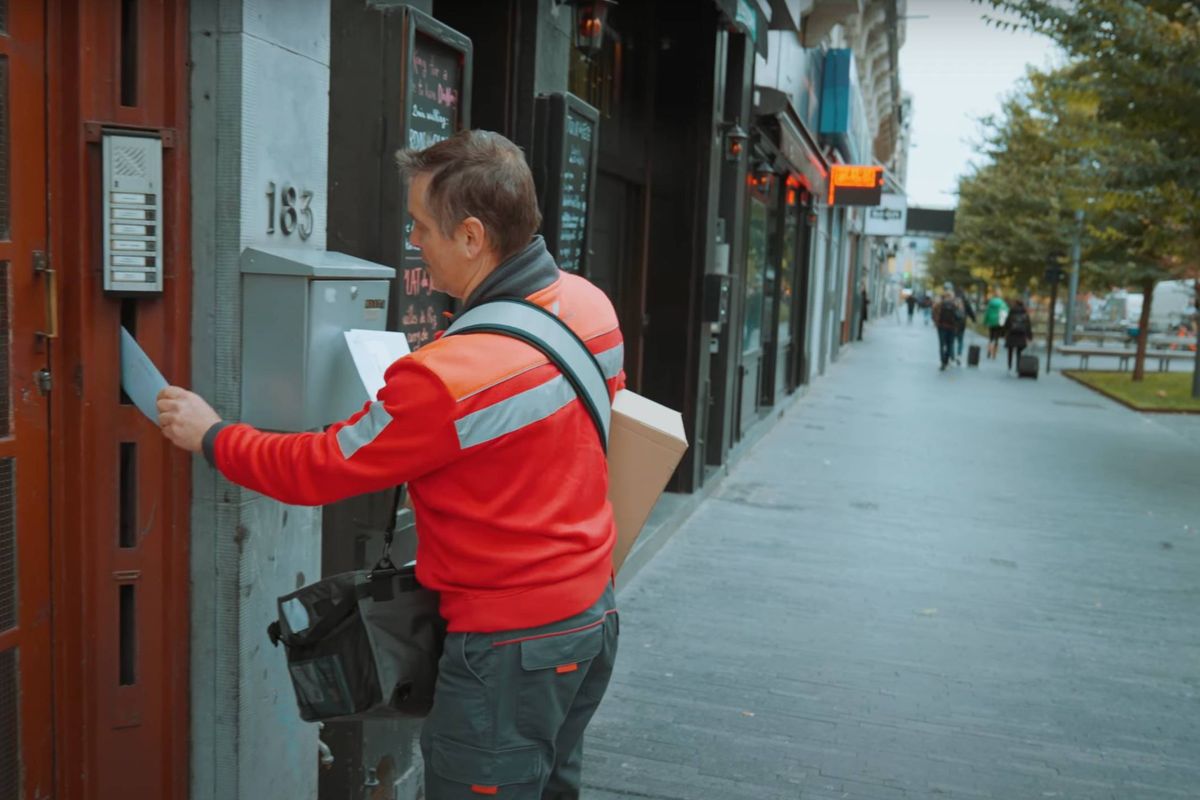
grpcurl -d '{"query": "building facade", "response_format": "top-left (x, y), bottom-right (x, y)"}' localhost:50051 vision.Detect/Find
top-left (2, 1), bottom-right (906, 798)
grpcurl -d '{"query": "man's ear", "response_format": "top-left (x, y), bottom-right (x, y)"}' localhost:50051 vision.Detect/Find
top-left (460, 216), bottom-right (487, 259)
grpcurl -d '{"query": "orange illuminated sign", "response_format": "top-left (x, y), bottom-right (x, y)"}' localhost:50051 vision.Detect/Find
top-left (828, 164), bottom-right (883, 206)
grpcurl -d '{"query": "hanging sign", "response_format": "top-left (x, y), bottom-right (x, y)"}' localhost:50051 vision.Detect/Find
top-left (863, 193), bottom-right (907, 235)
top-left (828, 164), bottom-right (883, 206)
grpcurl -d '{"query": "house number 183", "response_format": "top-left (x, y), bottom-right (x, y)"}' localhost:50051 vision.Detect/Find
top-left (266, 182), bottom-right (314, 240)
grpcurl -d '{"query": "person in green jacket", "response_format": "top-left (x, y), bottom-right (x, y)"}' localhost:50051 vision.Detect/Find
top-left (983, 290), bottom-right (1009, 360)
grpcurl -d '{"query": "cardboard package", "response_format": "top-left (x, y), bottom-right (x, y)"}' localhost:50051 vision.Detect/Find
top-left (606, 389), bottom-right (689, 573)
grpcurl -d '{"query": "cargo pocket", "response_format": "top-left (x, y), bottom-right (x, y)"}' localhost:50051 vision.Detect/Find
top-left (515, 623), bottom-right (604, 741)
top-left (429, 736), bottom-right (542, 799)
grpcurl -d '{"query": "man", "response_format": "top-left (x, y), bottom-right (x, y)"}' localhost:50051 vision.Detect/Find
top-left (158, 130), bottom-right (624, 799)
top-left (858, 284), bottom-right (870, 341)
top-left (953, 288), bottom-right (977, 364)
top-left (905, 291), bottom-right (917, 324)
top-left (983, 289), bottom-right (1009, 360)
top-left (931, 282), bottom-right (964, 371)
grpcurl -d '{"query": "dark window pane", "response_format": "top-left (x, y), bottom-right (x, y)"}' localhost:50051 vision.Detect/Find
top-left (0, 459), bottom-right (14, 633)
top-left (119, 443), bottom-right (137, 548)
top-left (0, 647), bottom-right (18, 800)
top-left (0, 57), bottom-right (9, 240)
top-left (119, 584), bottom-right (136, 685)
top-left (0, 262), bottom-right (9, 437)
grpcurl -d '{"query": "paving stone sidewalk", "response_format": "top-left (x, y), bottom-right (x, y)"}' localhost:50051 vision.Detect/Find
top-left (583, 321), bottom-right (1200, 800)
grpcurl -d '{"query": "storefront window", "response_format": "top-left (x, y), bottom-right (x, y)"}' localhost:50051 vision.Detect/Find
top-left (779, 209), bottom-right (799, 343)
top-left (743, 196), bottom-right (768, 353)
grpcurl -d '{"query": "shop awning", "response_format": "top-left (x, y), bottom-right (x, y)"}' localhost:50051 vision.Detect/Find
top-left (713, 0), bottom-right (770, 58)
top-left (754, 86), bottom-right (829, 195)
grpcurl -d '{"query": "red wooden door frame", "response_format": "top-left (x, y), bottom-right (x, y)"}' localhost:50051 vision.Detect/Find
top-left (46, 1), bottom-right (191, 797)
top-left (0, 2), bottom-right (55, 794)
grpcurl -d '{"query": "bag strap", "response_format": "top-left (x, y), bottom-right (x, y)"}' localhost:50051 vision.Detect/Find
top-left (445, 297), bottom-right (611, 450)
top-left (362, 299), bottom-right (612, 580)
top-left (369, 485), bottom-right (406, 577)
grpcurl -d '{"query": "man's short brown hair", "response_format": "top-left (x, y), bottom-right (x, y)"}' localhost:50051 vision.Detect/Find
top-left (395, 130), bottom-right (542, 262)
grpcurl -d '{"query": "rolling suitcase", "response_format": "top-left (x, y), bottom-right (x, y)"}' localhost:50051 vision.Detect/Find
top-left (1018, 354), bottom-right (1039, 379)
top-left (967, 344), bottom-right (981, 367)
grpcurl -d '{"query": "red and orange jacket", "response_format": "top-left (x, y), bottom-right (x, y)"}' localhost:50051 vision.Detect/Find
top-left (205, 238), bottom-right (625, 632)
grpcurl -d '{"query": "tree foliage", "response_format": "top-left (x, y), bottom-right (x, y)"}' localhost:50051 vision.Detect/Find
top-left (958, 0), bottom-right (1200, 379)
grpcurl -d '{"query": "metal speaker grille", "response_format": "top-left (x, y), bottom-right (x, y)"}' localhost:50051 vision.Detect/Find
top-left (0, 57), bottom-right (9, 240)
top-left (113, 143), bottom-right (147, 179)
top-left (0, 459), bottom-right (13, 633)
top-left (0, 647), bottom-right (18, 800)
top-left (0, 262), bottom-right (9, 439)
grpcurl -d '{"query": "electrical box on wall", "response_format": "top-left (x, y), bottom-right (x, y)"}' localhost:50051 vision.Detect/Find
top-left (240, 247), bottom-right (396, 431)
top-left (102, 133), bottom-right (164, 293)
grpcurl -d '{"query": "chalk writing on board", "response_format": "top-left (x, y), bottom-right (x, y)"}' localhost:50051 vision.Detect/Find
top-left (402, 267), bottom-right (434, 297)
top-left (555, 108), bottom-right (595, 273)
top-left (400, 303), bottom-right (442, 350)
top-left (404, 219), bottom-right (419, 254)
top-left (400, 31), bottom-right (464, 349)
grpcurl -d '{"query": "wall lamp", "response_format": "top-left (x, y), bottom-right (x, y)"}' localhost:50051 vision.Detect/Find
top-left (722, 121), bottom-right (748, 161)
top-left (557, 0), bottom-right (617, 56)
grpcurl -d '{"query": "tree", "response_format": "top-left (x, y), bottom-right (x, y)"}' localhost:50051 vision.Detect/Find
top-left (978, 0), bottom-right (1200, 384)
top-left (937, 71), bottom-right (1119, 295)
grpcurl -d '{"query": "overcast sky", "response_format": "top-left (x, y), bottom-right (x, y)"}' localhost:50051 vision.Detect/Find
top-left (898, 0), bottom-right (1061, 208)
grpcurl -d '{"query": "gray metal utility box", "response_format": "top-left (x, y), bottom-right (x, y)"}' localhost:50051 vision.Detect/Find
top-left (241, 247), bottom-right (395, 431)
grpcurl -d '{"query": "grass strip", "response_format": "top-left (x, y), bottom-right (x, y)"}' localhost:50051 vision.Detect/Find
top-left (1065, 370), bottom-right (1200, 413)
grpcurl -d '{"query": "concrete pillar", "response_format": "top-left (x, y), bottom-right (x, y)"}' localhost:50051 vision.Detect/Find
top-left (189, 2), bottom-right (331, 799)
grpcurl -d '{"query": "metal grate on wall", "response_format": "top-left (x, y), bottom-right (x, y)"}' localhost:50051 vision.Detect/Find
top-left (0, 459), bottom-right (13, 633)
top-left (0, 2), bottom-right (6, 35)
top-left (0, 263), bottom-right (9, 439)
top-left (0, 647), bottom-right (18, 800)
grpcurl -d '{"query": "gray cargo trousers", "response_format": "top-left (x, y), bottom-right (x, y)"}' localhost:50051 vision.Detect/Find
top-left (420, 585), bottom-right (619, 799)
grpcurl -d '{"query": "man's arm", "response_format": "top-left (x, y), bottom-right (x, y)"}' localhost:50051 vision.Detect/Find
top-left (160, 358), bottom-right (462, 506)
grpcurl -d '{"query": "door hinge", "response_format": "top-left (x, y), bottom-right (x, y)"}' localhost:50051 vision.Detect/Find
top-left (36, 369), bottom-right (52, 395)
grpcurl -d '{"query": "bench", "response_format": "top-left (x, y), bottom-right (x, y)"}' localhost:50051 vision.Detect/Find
top-left (1055, 346), bottom-right (1195, 372)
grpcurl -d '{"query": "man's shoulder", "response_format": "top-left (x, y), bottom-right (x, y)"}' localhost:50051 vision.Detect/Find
top-left (410, 332), bottom-right (553, 402)
top-left (533, 273), bottom-right (622, 342)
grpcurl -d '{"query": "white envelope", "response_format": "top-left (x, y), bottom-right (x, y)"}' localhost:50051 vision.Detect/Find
top-left (344, 329), bottom-right (412, 399)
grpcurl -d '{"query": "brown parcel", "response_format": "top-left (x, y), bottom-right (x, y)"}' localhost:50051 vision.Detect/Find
top-left (606, 389), bottom-right (689, 573)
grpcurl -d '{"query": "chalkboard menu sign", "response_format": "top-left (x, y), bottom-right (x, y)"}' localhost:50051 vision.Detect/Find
top-left (397, 9), bottom-right (472, 350)
top-left (535, 93), bottom-right (600, 274)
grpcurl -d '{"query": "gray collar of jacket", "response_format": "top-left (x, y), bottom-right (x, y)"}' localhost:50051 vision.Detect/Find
top-left (462, 235), bottom-right (560, 312)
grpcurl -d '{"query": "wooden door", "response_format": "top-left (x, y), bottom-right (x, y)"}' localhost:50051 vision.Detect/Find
top-left (0, 2), bottom-right (55, 798)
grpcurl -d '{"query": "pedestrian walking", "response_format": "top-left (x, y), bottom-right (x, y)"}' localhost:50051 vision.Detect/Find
top-left (953, 288), bottom-right (977, 364)
top-left (905, 292), bottom-right (917, 325)
top-left (920, 293), bottom-right (933, 326)
top-left (858, 285), bottom-right (870, 341)
top-left (156, 130), bottom-right (624, 799)
top-left (983, 289), bottom-right (1009, 360)
top-left (932, 282), bottom-right (964, 371)
top-left (1004, 299), bottom-right (1033, 372)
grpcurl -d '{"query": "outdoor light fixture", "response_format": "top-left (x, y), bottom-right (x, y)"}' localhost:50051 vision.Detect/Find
top-left (559, 0), bottom-right (616, 56)
top-left (786, 174), bottom-right (803, 206)
top-left (723, 122), bottom-right (748, 161)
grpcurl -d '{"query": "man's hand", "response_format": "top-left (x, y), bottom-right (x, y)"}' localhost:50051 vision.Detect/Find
top-left (157, 386), bottom-right (221, 452)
